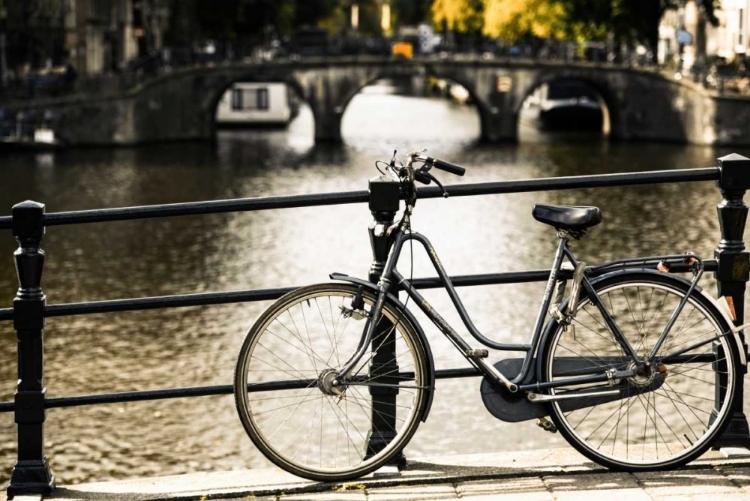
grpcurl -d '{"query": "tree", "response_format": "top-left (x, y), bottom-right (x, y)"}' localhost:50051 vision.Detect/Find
top-left (483, 0), bottom-right (566, 39)
top-left (431, 0), bottom-right (576, 40)
top-left (431, 0), bottom-right (484, 34)
top-left (393, 0), bottom-right (432, 26)
top-left (293, 0), bottom-right (338, 28)
top-left (562, 0), bottom-right (722, 60)
top-left (167, 0), bottom-right (340, 46)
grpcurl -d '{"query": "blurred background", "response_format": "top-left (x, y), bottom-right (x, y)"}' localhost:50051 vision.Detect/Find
top-left (0, 0), bottom-right (749, 487)
top-left (0, 0), bottom-right (748, 101)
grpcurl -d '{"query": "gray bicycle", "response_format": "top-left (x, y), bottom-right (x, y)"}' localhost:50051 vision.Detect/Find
top-left (234, 150), bottom-right (746, 481)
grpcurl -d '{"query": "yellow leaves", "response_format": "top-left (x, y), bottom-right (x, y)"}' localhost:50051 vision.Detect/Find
top-left (431, 0), bottom-right (589, 41)
top-left (431, 0), bottom-right (483, 33)
top-left (482, 0), bottom-right (567, 39)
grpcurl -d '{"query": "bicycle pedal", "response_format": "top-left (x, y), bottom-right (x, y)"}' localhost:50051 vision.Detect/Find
top-left (536, 417), bottom-right (557, 433)
top-left (466, 349), bottom-right (489, 359)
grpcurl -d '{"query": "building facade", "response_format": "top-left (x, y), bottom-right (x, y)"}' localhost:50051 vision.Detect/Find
top-left (65, 0), bottom-right (140, 75)
top-left (708, 0), bottom-right (750, 59)
top-left (659, 0), bottom-right (750, 68)
top-left (1, 0), bottom-right (172, 79)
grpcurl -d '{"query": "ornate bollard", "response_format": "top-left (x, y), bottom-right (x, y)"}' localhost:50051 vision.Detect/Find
top-left (713, 154), bottom-right (750, 449)
top-left (7, 201), bottom-right (54, 498)
top-left (364, 176), bottom-right (405, 465)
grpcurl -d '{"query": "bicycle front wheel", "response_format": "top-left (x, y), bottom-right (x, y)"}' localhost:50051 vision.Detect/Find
top-left (542, 271), bottom-right (739, 471)
top-left (234, 283), bottom-right (429, 481)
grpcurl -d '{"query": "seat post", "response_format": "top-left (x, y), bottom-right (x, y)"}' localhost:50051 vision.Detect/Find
top-left (552, 232), bottom-right (569, 270)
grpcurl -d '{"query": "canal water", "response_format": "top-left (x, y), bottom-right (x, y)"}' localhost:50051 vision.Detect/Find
top-left (0, 89), bottom-right (748, 485)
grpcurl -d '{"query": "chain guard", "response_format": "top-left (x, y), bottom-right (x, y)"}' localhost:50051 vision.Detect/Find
top-left (480, 358), bottom-right (665, 423)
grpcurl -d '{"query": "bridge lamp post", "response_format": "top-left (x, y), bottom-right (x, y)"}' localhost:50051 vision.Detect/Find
top-left (351, 4), bottom-right (359, 31)
top-left (381, 4), bottom-right (391, 35)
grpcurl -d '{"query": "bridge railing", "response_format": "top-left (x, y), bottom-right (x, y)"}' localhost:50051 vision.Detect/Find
top-left (1, 156), bottom-right (750, 498)
top-left (0, 39), bottom-right (659, 106)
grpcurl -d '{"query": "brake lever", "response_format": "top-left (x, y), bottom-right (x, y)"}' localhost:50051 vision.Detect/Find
top-left (414, 170), bottom-right (432, 184)
top-left (423, 171), bottom-right (448, 198)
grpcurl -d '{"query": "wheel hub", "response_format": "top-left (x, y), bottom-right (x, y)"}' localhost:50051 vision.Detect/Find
top-left (629, 362), bottom-right (668, 387)
top-left (318, 369), bottom-right (346, 396)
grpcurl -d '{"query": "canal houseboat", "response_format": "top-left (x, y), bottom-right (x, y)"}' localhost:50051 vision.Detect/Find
top-left (215, 82), bottom-right (299, 128)
top-left (0, 109), bottom-right (63, 151)
top-left (520, 79), bottom-right (603, 131)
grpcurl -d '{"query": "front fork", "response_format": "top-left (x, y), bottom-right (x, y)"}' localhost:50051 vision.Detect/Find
top-left (336, 228), bottom-right (406, 381)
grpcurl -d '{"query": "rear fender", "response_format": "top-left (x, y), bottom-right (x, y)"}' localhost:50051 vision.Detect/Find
top-left (330, 272), bottom-right (436, 422)
top-left (535, 268), bottom-right (746, 381)
top-left (703, 295), bottom-right (747, 366)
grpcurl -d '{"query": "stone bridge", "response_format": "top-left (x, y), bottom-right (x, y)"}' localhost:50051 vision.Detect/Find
top-left (15, 56), bottom-right (750, 145)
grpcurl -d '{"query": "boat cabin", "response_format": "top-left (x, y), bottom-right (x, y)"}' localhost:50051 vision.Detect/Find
top-left (215, 83), bottom-right (297, 127)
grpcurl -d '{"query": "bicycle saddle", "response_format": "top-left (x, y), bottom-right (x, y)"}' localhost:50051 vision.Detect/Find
top-left (532, 204), bottom-right (602, 232)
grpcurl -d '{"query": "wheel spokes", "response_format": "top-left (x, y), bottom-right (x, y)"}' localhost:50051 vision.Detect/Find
top-left (549, 280), bottom-right (733, 467)
top-left (238, 288), bottom-right (424, 475)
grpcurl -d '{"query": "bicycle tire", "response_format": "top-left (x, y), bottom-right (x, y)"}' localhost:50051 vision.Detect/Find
top-left (234, 282), bottom-right (429, 481)
top-left (541, 271), bottom-right (740, 471)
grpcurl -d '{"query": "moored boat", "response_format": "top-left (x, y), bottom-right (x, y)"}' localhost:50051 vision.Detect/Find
top-left (521, 79), bottom-right (603, 131)
top-left (215, 82), bottom-right (300, 128)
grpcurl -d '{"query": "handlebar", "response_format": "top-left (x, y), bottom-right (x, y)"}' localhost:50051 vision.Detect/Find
top-left (424, 157), bottom-right (466, 176)
top-left (382, 150), bottom-right (468, 198)
top-left (382, 149), bottom-right (468, 204)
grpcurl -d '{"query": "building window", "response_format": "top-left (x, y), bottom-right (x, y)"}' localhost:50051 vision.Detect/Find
top-left (256, 88), bottom-right (269, 110)
top-left (231, 88), bottom-right (243, 110)
top-left (740, 9), bottom-right (745, 46)
top-left (231, 87), bottom-right (269, 111)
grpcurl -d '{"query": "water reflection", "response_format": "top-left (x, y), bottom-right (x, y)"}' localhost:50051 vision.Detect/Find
top-left (0, 90), bottom-right (744, 485)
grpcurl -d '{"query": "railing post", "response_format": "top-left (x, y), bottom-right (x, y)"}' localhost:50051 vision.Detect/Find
top-left (713, 154), bottom-right (750, 449)
top-left (364, 175), bottom-right (405, 466)
top-left (7, 201), bottom-right (54, 498)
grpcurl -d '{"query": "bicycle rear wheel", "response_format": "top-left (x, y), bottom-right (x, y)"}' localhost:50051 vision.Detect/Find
top-left (541, 271), bottom-right (739, 471)
top-left (234, 283), bottom-right (429, 481)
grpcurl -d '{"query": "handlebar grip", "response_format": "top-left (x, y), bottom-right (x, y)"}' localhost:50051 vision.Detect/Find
top-left (428, 157), bottom-right (466, 176)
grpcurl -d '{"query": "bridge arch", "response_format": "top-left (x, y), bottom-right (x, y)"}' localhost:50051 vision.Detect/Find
top-left (204, 73), bottom-right (308, 137)
top-left (515, 71), bottom-right (622, 140)
top-left (290, 64), bottom-right (489, 143)
top-left (513, 73), bottom-right (620, 137)
top-left (335, 72), bottom-right (484, 142)
top-left (34, 57), bottom-right (725, 146)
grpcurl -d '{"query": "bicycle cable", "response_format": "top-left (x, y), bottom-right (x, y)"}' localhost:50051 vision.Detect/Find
top-left (375, 160), bottom-right (389, 176)
top-left (369, 155), bottom-right (414, 367)
top-left (386, 171), bottom-right (414, 358)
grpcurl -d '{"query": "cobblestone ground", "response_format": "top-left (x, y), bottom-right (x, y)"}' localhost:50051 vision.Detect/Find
top-left (225, 466), bottom-right (750, 501)
top-left (35, 449), bottom-right (750, 501)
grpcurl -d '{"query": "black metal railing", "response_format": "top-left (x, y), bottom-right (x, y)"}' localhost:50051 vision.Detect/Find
top-left (1, 156), bottom-right (749, 498)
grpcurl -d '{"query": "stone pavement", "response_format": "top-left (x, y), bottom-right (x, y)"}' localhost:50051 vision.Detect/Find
top-left (12, 447), bottom-right (750, 501)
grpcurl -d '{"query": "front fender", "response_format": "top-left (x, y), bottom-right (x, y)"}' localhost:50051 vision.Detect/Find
top-left (330, 272), bottom-right (436, 422)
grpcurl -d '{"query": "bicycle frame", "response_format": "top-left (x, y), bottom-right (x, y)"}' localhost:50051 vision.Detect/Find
top-left (338, 224), bottom-right (707, 394)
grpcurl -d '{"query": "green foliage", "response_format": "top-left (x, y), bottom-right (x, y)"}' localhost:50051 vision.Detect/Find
top-left (293, 0), bottom-right (339, 28)
top-left (164, 0), bottom-right (725, 52)
top-left (393, 0), bottom-right (433, 25)
top-left (167, 0), bottom-right (338, 43)
top-left (562, 0), bottom-right (722, 49)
